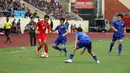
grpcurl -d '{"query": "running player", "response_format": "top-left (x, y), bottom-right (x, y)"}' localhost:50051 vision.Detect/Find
top-left (36, 15), bottom-right (51, 57)
top-left (108, 14), bottom-right (126, 56)
top-left (52, 18), bottom-right (69, 56)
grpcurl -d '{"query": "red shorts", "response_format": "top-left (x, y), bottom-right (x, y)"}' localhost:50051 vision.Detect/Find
top-left (37, 33), bottom-right (47, 43)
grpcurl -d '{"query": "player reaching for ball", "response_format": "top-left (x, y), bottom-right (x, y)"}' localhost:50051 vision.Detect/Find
top-left (64, 27), bottom-right (100, 63)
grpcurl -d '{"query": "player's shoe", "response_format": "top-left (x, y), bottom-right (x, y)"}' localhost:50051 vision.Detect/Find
top-left (41, 52), bottom-right (48, 58)
top-left (36, 50), bottom-right (40, 56)
top-left (45, 54), bottom-right (48, 58)
top-left (108, 51), bottom-right (111, 54)
top-left (118, 53), bottom-right (122, 56)
top-left (65, 51), bottom-right (68, 56)
top-left (60, 50), bottom-right (63, 55)
top-left (96, 60), bottom-right (100, 64)
top-left (64, 59), bottom-right (72, 63)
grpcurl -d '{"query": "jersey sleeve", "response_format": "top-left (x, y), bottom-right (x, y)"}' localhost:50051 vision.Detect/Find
top-left (64, 25), bottom-right (68, 30)
top-left (112, 21), bottom-right (116, 26)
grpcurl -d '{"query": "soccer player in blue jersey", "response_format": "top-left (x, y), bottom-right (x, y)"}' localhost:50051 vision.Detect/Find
top-left (108, 14), bottom-right (126, 56)
top-left (64, 27), bottom-right (100, 63)
top-left (52, 18), bottom-right (69, 56)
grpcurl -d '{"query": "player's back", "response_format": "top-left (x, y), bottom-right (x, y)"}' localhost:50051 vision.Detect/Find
top-left (76, 32), bottom-right (91, 41)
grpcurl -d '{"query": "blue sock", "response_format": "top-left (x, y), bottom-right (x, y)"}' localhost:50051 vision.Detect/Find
top-left (63, 48), bottom-right (67, 53)
top-left (109, 43), bottom-right (114, 52)
top-left (118, 44), bottom-right (122, 54)
top-left (69, 53), bottom-right (74, 60)
top-left (54, 46), bottom-right (62, 51)
top-left (93, 55), bottom-right (98, 61)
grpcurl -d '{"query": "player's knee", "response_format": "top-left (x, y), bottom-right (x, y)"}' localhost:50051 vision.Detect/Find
top-left (44, 41), bottom-right (47, 44)
top-left (119, 40), bottom-right (123, 44)
top-left (52, 44), bottom-right (56, 48)
top-left (61, 45), bottom-right (65, 49)
top-left (111, 41), bottom-right (115, 44)
top-left (88, 50), bottom-right (92, 54)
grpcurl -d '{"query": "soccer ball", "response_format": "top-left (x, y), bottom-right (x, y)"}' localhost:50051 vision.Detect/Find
top-left (40, 52), bottom-right (47, 58)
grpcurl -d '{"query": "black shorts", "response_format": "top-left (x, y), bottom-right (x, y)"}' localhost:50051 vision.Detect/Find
top-left (5, 29), bottom-right (10, 36)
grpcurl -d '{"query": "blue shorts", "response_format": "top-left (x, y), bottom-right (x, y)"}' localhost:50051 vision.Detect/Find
top-left (112, 35), bottom-right (123, 41)
top-left (54, 36), bottom-right (67, 45)
top-left (77, 41), bottom-right (92, 51)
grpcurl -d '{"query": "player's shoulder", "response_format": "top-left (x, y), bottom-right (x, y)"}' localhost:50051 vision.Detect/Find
top-left (121, 20), bottom-right (125, 23)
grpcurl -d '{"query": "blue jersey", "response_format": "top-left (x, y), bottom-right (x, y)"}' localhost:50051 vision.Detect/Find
top-left (55, 24), bottom-right (68, 37)
top-left (75, 32), bottom-right (91, 42)
top-left (112, 20), bottom-right (125, 36)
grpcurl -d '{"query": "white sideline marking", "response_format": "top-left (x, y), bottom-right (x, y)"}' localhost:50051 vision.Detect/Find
top-left (20, 47), bottom-right (26, 49)
top-left (0, 49), bottom-right (35, 54)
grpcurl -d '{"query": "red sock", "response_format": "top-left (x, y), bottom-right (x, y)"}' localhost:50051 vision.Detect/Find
top-left (44, 44), bottom-right (48, 54)
top-left (37, 45), bottom-right (42, 51)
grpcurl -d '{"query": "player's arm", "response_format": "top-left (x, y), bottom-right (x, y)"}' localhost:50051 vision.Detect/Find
top-left (123, 23), bottom-right (126, 33)
top-left (51, 26), bottom-right (58, 32)
top-left (111, 22), bottom-right (118, 32)
top-left (47, 23), bottom-right (51, 33)
top-left (62, 30), bottom-right (69, 36)
top-left (74, 34), bottom-right (78, 48)
top-left (80, 47), bottom-right (87, 55)
top-left (36, 22), bottom-right (40, 34)
top-left (9, 22), bottom-right (12, 27)
top-left (63, 26), bottom-right (69, 36)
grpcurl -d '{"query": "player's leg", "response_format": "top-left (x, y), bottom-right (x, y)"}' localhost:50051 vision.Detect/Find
top-left (43, 40), bottom-right (48, 54)
top-left (36, 42), bottom-right (44, 55)
top-left (5, 29), bottom-right (8, 43)
top-left (118, 37), bottom-right (123, 56)
top-left (5, 29), bottom-right (12, 43)
top-left (8, 29), bottom-right (12, 43)
top-left (108, 35), bottom-right (117, 54)
top-left (61, 39), bottom-right (68, 56)
top-left (65, 42), bottom-right (83, 63)
top-left (86, 42), bottom-right (100, 63)
top-left (61, 44), bottom-right (68, 56)
top-left (36, 35), bottom-right (44, 55)
top-left (52, 38), bottom-right (62, 52)
top-left (29, 32), bottom-right (33, 47)
top-left (33, 32), bottom-right (36, 47)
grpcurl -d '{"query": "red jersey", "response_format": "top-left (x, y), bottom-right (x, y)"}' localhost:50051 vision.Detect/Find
top-left (36, 20), bottom-right (50, 34)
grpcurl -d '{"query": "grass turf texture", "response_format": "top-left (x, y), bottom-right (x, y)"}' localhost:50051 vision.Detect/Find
top-left (0, 38), bottom-right (130, 73)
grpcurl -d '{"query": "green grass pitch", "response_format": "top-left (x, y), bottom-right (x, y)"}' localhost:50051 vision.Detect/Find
top-left (0, 38), bottom-right (130, 73)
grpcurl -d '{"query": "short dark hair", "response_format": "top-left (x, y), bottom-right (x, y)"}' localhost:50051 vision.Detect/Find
top-left (75, 27), bottom-right (83, 32)
top-left (6, 17), bottom-right (9, 22)
top-left (117, 14), bottom-right (123, 18)
top-left (44, 15), bottom-right (49, 19)
top-left (60, 18), bottom-right (65, 22)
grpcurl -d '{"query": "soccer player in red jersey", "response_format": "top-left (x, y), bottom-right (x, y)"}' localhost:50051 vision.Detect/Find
top-left (36, 15), bottom-right (51, 57)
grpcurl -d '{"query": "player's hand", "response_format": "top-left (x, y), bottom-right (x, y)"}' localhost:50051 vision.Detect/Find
top-left (114, 29), bottom-right (118, 32)
top-left (36, 31), bottom-right (40, 34)
top-left (80, 51), bottom-right (84, 55)
top-left (62, 34), bottom-right (66, 36)
top-left (80, 48), bottom-right (86, 55)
